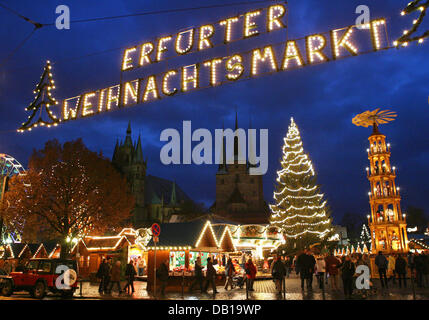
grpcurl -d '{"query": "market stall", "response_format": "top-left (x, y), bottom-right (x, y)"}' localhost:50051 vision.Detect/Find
top-left (146, 220), bottom-right (236, 292)
top-left (70, 234), bottom-right (132, 279)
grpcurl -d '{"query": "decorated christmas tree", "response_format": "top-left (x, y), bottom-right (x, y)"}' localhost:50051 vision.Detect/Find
top-left (359, 224), bottom-right (371, 246)
top-left (270, 118), bottom-right (332, 252)
top-left (18, 60), bottom-right (59, 132)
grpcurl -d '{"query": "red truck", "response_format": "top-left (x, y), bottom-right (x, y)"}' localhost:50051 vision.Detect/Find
top-left (0, 258), bottom-right (78, 299)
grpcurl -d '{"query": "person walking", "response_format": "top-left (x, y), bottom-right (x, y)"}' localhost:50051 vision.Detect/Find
top-left (96, 259), bottom-right (109, 294)
top-left (395, 254), bottom-right (407, 289)
top-left (315, 255), bottom-right (326, 290)
top-left (415, 253), bottom-right (425, 288)
top-left (224, 258), bottom-right (235, 290)
top-left (123, 260), bottom-right (137, 294)
top-left (387, 254), bottom-right (396, 285)
top-left (136, 257), bottom-right (143, 276)
top-left (284, 256), bottom-right (292, 278)
top-left (407, 251), bottom-right (415, 270)
top-left (325, 252), bottom-right (340, 291)
top-left (203, 257), bottom-right (218, 294)
top-left (340, 255), bottom-right (356, 299)
top-left (307, 250), bottom-right (316, 289)
top-left (245, 258), bottom-right (257, 291)
top-left (271, 256), bottom-right (286, 294)
top-left (157, 259), bottom-right (169, 296)
top-left (108, 260), bottom-right (122, 295)
top-left (190, 256), bottom-right (204, 293)
top-left (296, 249), bottom-right (316, 290)
top-left (375, 251), bottom-right (389, 289)
top-left (96, 259), bottom-right (108, 294)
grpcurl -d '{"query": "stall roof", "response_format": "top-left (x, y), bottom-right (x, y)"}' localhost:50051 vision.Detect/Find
top-left (4, 243), bottom-right (27, 259)
top-left (147, 220), bottom-right (208, 248)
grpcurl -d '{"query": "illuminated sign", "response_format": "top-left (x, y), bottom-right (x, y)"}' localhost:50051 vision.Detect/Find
top-left (17, 2), bottom-right (428, 132)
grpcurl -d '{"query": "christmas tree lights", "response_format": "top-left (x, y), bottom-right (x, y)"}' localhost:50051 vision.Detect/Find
top-left (18, 61), bottom-right (60, 132)
top-left (359, 224), bottom-right (371, 246)
top-left (269, 118), bottom-right (332, 250)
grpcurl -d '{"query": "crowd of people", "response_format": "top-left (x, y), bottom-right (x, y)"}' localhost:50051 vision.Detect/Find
top-left (285, 249), bottom-right (429, 299)
top-left (96, 257), bottom-right (137, 295)
top-left (92, 250), bottom-right (429, 298)
top-left (188, 253), bottom-right (257, 295)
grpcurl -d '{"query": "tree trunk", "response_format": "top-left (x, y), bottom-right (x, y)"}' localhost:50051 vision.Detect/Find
top-left (60, 238), bottom-right (71, 260)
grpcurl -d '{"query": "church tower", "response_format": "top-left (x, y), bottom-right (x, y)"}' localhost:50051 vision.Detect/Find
top-left (366, 123), bottom-right (408, 253)
top-left (112, 122), bottom-right (147, 225)
top-left (213, 112), bottom-right (268, 223)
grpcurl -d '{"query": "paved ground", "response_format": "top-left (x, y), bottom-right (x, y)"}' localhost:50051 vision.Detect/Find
top-left (2, 274), bottom-right (429, 300)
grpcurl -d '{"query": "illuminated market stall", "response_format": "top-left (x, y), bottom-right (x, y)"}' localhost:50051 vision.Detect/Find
top-left (146, 220), bottom-right (236, 292)
top-left (213, 224), bottom-right (284, 261)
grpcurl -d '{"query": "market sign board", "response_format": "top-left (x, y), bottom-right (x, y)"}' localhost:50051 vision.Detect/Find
top-left (17, 1), bottom-right (429, 131)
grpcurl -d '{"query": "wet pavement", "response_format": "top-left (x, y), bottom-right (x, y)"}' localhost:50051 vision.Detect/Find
top-left (2, 274), bottom-right (429, 300)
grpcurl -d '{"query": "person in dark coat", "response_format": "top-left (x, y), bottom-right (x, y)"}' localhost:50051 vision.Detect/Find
top-left (224, 258), bottom-right (235, 290)
top-left (340, 255), bottom-right (356, 299)
top-left (407, 252), bottom-right (415, 275)
top-left (123, 260), bottom-right (137, 294)
top-left (96, 259), bottom-right (108, 294)
top-left (395, 254), bottom-right (407, 288)
top-left (375, 251), bottom-right (388, 289)
top-left (189, 256), bottom-right (204, 293)
top-left (157, 259), bottom-right (169, 295)
top-left (272, 256), bottom-right (286, 294)
top-left (204, 257), bottom-right (218, 294)
top-left (284, 256), bottom-right (292, 278)
top-left (296, 249), bottom-right (316, 290)
top-left (415, 253), bottom-right (429, 288)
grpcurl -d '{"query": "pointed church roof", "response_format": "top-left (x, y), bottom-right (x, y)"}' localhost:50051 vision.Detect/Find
top-left (135, 134), bottom-right (144, 163)
top-left (217, 121), bottom-right (228, 174)
top-left (150, 192), bottom-right (161, 205)
top-left (234, 110), bottom-right (239, 159)
top-left (124, 121), bottom-right (133, 147)
top-left (248, 116), bottom-right (257, 169)
top-left (170, 181), bottom-right (177, 205)
top-left (144, 175), bottom-right (191, 207)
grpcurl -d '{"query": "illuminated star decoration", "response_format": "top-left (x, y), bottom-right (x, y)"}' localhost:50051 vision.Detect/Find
top-left (394, 0), bottom-right (429, 47)
top-left (352, 109), bottom-right (397, 128)
top-left (18, 60), bottom-right (60, 132)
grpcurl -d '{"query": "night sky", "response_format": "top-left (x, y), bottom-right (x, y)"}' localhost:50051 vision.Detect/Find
top-left (0, 0), bottom-right (428, 224)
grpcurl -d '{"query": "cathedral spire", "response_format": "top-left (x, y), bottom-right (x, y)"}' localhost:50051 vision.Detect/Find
top-left (234, 110), bottom-right (239, 161)
top-left (170, 181), bottom-right (177, 205)
top-left (135, 134), bottom-right (144, 163)
top-left (124, 121), bottom-right (133, 147)
top-left (218, 120), bottom-right (227, 173)
top-left (127, 120), bottom-right (132, 135)
top-left (248, 116), bottom-right (256, 169)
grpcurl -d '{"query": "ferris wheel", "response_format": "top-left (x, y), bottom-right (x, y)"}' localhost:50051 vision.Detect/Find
top-left (0, 153), bottom-right (25, 177)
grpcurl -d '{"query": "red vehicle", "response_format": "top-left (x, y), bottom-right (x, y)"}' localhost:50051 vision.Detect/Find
top-left (0, 258), bottom-right (78, 299)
